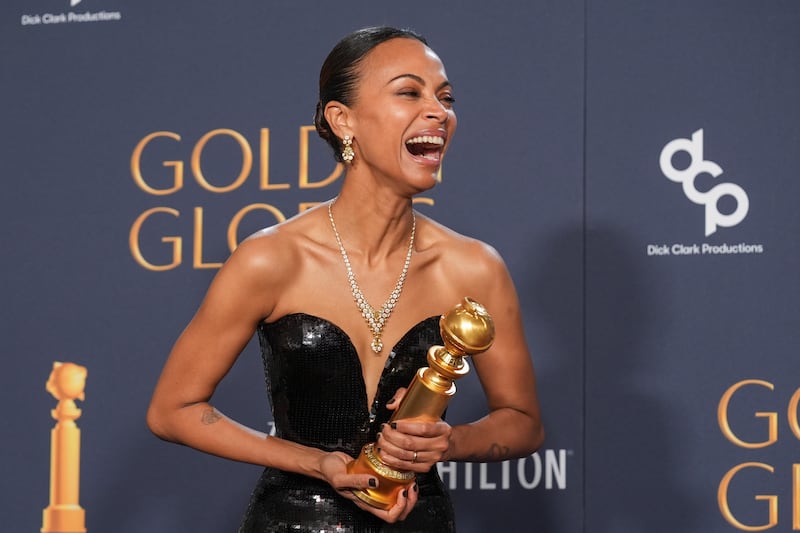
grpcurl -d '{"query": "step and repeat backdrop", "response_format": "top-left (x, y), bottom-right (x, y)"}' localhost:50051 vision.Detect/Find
top-left (2, 1), bottom-right (798, 532)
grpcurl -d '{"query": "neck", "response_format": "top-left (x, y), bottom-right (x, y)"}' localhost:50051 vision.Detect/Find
top-left (327, 197), bottom-right (416, 354)
top-left (328, 193), bottom-right (415, 263)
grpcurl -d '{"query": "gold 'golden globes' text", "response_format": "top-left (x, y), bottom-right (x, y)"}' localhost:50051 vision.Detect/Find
top-left (717, 379), bottom-right (800, 531)
top-left (129, 126), bottom-right (435, 271)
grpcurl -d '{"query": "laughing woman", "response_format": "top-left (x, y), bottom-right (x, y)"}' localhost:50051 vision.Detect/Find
top-left (147, 26), bottom-right (543, 532)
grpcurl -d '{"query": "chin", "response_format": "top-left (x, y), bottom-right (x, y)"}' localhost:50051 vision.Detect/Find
top-left (410, 174), bottom-right (439, 195)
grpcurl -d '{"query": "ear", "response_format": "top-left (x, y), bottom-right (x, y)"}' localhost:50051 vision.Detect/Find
top-left (324, 101), bottom-right (353, 140)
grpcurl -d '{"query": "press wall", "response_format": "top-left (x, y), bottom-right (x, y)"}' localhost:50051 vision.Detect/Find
top-left (2, 1), bottom-right (798, 531)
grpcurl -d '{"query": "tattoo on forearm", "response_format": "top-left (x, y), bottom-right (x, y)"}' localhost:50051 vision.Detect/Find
top-left (201, 407), bottom-right (222, 425)
top-left (464, 443), bottom-right (511, 462)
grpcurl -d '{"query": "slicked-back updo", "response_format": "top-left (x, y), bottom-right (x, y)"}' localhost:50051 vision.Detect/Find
top-left (314, 26), bottom-right (428, 162)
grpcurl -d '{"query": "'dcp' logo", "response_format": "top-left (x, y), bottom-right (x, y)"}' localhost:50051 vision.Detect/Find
top-left (659, 129), bottom-right (749, 237)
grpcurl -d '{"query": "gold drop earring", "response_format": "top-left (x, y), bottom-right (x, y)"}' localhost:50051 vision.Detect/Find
top-left (342, 135), bottom-right (355, 163)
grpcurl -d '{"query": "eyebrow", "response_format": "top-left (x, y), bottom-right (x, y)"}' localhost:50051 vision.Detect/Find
top-left (387, 73), bottom-right (452, 91)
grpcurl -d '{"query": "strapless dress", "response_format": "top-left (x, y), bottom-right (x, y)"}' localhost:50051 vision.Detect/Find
top-left (238, 313), bottom-right (456, 533)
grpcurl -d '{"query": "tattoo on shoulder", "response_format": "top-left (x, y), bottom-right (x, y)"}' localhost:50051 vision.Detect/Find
top-left (201, 407), bottom-right (222, 425)
top-left (464, 443), bottom-right (511, 462)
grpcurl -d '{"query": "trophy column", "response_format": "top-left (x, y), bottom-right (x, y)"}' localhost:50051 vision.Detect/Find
top-left (347, 297), bottom-right (495, 509)
top-left (42, 362), bottom-right (87, 533)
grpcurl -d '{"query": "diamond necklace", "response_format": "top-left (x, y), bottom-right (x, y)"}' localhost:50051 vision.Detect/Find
top-left (327, 200), bottom-right (415, 353)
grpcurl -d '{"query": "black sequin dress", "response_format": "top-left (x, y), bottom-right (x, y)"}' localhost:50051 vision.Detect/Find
top-left (239, 313), bottom-right (456, 533)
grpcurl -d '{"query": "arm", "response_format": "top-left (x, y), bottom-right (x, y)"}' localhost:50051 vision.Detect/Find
top-left (446, 243), bottom-right (544, 461)
top-left (145, 234), bottom-right (417, 522)
top-left (377, 242), bottom-right (543, 469)
top-left (146, 236), bottom-right (328, 476)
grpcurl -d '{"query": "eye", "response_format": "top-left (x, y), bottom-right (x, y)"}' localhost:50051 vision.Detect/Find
top-left (398, 90), bottom-right (420, 98)
top-left (439, 94), bottom-right (456, 106)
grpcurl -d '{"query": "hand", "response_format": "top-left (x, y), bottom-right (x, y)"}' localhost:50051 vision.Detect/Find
top-left (319, 451), bottom-right (418, 522)
top-left (377, 389), bottom-right (453, 473)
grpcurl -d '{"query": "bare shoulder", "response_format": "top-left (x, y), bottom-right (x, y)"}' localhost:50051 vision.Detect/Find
top-left (236, 205), bottom-right (328, 268)
top-left (412, 214), bottom-right (514, 315)
top-left (418, 215), bottom-right (506, 279)
top-left (225, 223), bottom-right (299, 282)
top-left (209, 207), bottom-right (328, 319)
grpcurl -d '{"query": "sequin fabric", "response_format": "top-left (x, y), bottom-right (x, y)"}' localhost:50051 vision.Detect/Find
top-left (239, 313), bottom-right (456, 533)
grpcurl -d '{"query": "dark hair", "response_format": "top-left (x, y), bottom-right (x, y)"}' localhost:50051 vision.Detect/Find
top-left (314, 26), bottom-right (428, 162)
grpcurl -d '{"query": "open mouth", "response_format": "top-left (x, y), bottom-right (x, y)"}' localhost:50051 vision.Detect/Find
top-left (405, 135), bottom-right (445, 162)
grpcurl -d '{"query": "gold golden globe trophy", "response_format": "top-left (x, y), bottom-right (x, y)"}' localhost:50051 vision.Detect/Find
top-left (347, 297), bottom-right (495, 509)
top-left (42, 362), bottom-right (87, 533)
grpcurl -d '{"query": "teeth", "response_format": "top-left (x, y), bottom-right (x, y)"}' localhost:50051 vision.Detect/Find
top-left (406, 135), bottom-right (445, 146)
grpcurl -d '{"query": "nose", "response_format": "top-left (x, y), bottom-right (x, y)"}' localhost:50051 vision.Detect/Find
top-left (424, 97), bottom-right (449, 123)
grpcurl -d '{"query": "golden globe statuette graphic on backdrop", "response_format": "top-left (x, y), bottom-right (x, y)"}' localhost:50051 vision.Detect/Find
top-left (347, 297), bottom-right (495, 509)
top-left (42, 362), bottom-right (87, 533)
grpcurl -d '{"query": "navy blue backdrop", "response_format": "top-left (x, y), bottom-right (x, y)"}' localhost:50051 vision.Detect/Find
top-left (2, 1), bottom-right (798, 532)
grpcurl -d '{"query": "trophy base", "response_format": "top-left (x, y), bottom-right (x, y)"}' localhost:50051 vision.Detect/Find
top-left (42, 504), bottom-right (86, 533)
top-left (351, 487), bottom-right (395, 510)
top-left (347, 443), bottom-right (415, 510)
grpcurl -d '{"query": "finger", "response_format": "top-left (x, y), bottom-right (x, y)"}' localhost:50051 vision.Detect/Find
top-left (375, 438), bottom-right (429, 473)
top-left (386, 387), bottom-right (407, 409)
top-left (382, 486), bottom-right (412, 523)
top-left (331, 473), bottom-right (379, 493)
top-left (398, 483), bottom-right (419, 521)
top-left (389, 419), bottom-right (449, 438)
top-left (336, 480), bottom-right (383, 509)
top-left (375, 431), bottom-right (416, 463)
top-left (380, 422), bottom-right (448, 455)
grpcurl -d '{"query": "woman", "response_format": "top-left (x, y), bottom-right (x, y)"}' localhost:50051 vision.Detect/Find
top-left (147, 26), bottom-right (543, 532)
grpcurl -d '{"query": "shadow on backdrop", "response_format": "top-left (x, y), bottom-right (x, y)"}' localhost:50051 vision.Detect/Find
top-left (584, 225), bottom-right (701, 533)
